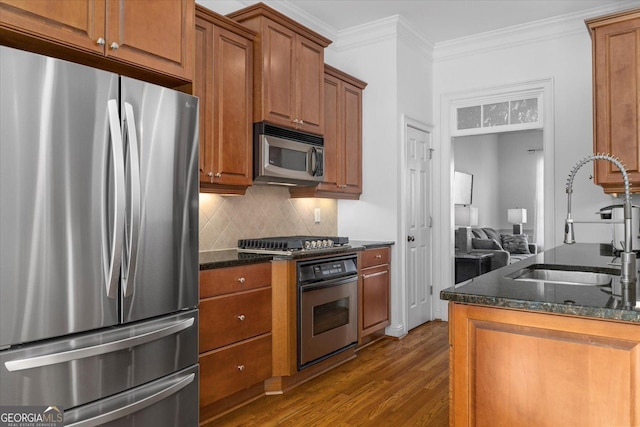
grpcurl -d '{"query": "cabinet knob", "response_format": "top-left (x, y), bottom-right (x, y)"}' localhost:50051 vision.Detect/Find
top-left (237, 314), bottom-right (246, 321)
top-left (237, 277), bottom-right (246, 284)
top-left (375, 254), bottom-right (382, 259)
top-left (96, 37), bottom-right (106, 46)
top-left (237, 365), bottom-right (245, 372)
top-left (110, 42), bottom-right (119, 50)
top-left (214, 172), bottom-right (222, 178)
top-left (207, 172), bottom-right (213, 177)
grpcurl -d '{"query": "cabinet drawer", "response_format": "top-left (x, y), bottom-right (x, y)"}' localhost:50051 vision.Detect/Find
top-left (200, 262), bottom-right (271, 298)
top-left (360, 247), bottom-right (390, 268)
top-left (199, 333), bottom-right (272, 406)
top-left (199, 287), bottom-right (272, 352)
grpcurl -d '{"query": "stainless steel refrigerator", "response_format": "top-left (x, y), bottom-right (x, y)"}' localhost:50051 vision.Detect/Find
top-left (0, 46), bottom-right (199, 426)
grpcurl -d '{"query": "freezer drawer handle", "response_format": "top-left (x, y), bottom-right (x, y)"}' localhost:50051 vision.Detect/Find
top-left (66, 372), bottom-right (195, 427)
top-left (4, 318), bottom-right (194, 372)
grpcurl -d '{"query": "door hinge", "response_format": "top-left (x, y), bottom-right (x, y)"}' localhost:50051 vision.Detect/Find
top-left (429, 216), bottom-right (433, 228)
top-left (429, 148), bottom-right (434, 160)
top-left (429, 285), bottom-right (433, 295)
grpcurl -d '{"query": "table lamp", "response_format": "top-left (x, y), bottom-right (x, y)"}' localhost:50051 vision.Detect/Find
top-left (508, 208), bottom-right (527, 234)
top-left (455, 206), bottom-right (478, 253)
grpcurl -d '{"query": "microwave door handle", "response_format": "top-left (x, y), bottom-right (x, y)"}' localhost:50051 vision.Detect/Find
top-left (310, 147), bottom-right (319, 176)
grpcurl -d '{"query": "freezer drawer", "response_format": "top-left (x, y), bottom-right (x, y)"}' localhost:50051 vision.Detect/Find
top-left (64, 365), bottom-right (198, 427)
top-left (0, 310), bottom-right (198, 410)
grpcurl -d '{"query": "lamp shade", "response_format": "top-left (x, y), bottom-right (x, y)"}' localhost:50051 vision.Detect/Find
top-left (455, 206), bottom-right (479, 226)
top-left (508, 208), bottom-right (527, 224)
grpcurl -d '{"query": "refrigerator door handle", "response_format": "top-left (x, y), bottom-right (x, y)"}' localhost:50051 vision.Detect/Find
top-left (122, 102), bottom-right (141, 297)
top-left (3, 318), bottom-right (194, 372)
top-left (105, 99), bottom-right (126, 299)
top-left (66, 372), bottom-right (195, 427)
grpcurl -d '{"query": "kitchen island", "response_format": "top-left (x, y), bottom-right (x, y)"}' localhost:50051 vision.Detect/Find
top-left (441, 243), bottom-right (640, 426)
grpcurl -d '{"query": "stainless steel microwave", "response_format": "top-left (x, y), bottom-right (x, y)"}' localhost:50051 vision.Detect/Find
top-left (254, 122), bottom-right (324, 186)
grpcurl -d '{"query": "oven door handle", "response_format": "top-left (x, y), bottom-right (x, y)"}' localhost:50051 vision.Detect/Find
top-left (299, 275), bottom-right (357, 292)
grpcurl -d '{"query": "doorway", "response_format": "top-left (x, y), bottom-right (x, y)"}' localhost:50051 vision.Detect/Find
top-left (453, 130), bottom-right (544, 247)
top-left (404, 121), bottom-right (433, 330)
top-left (434, 78), bottom-right (555, 321)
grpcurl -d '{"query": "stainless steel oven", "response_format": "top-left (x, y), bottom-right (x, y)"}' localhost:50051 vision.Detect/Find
top-left (297, 254), bottom-right (358, 370)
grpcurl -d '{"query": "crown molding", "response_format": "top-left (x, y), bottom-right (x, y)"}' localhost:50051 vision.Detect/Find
top-left (433, 2), bottom-right (640, 62)
top-left (261, 0), bottom-right (338, 42)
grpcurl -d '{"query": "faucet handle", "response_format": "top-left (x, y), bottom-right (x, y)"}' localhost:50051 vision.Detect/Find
top-left (564, 219), bottom-right (575, 244)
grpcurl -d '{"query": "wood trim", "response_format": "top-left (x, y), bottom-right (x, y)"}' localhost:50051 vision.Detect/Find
top-left (226, 2), bottom-right (332, 47)
top-left (195, 4), bottom-right (256, 40)
top-left (271, 259), bottom-right (297, 376)
top-left (324, 63), bottom-right (367, 89)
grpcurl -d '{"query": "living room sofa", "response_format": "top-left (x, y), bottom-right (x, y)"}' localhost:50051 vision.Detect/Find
top-left (466, 227), bottom-right (537, 270)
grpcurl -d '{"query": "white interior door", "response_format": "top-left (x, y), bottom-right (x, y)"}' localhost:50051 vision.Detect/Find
top-left (406, 124), bottom-right (433, 330)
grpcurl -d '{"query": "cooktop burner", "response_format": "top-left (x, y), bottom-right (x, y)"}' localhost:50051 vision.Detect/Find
top-left (238, 236), bottom-right (349, 254)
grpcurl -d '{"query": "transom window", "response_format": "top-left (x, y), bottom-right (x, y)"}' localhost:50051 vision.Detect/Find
top-left (453, 93), bottom-right (542, 136)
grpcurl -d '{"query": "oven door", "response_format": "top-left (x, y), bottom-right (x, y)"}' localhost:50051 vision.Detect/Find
top-left (256, 134), bottom-right (324, 185)
top-left (298, 276), bottom-right (357, 369)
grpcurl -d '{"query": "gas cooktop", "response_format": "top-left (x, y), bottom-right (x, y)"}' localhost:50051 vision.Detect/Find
top-left (237, 236), bottom-right (349, 255)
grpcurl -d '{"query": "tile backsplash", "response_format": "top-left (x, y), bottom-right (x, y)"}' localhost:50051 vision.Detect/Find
top-left (199, 185), bottom-right (338, 251)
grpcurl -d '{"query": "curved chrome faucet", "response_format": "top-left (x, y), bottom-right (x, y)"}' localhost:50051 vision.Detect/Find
top-left (565, 153), bottom-right (636, 294)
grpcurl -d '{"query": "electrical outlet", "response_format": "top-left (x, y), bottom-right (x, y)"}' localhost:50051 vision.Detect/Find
top-left (314, 208), bottom-right (321, 223)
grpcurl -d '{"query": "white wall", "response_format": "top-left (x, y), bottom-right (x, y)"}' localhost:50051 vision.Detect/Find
top-left (453, 134), bottom-right (501, 228)
top-left (328, 19), bottom-right (433, 337)
top-left (497, 131), bottom-right (543, 232)
top-left (433, 7), bottom-right (633, 320)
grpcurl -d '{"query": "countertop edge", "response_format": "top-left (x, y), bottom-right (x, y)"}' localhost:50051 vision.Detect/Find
top-left (441, 290), bottom-right (640, 323)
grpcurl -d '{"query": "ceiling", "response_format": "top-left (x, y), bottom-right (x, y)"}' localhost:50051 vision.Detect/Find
top-left (230, 0), bottom-right (640, 44)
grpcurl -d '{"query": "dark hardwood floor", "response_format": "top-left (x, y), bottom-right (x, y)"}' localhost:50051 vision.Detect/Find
top-left (206, 320), bottom-right (449, 426)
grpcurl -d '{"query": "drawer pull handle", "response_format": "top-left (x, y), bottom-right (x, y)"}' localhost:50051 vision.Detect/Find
top-left (237, 314), bottom-right (246, 321)
top-left (237, 365), bottom-right (245, 372)
top-left (237, 277), bottom-right (246, 284)
top-left (375, 254), bottom-right (382, 259)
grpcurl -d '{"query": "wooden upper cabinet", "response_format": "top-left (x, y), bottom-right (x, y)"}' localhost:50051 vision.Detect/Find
top-left (587, 8), bottom-right (640, 194)
top-left (195, 5), bottom-right (255, 194)
top-left (227, 2), bottom-right (331, 135)
top-left (0, 0), bottom-right (193, 84)
top-left (0, 0), bottom-right (106, 54)
top-left (291, 65), bottom-right (367, 199)
top-left (105, 0), bottom-right (193, 81)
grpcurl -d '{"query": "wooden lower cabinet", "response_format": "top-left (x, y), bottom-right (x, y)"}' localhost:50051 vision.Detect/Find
top-left (199, 262), bottom-right (272, 423)
top-left (358, 247), bottom-right (391, 343)
top-left (449, 302), bottom-right (640, 426)
top-left (199, 334), bottom-right (272, 407)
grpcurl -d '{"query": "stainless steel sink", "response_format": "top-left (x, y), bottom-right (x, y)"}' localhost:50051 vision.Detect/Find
top-left (505, 265), bottom-right (616, 286)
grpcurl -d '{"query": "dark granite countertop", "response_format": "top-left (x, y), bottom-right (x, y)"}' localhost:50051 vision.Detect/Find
top-left (199, 241), bottom-right (394, 270)
top-left (441, 243), bottom-right (640, 323)
top-left (350, 240), bottom-right (395, 249)
top-left (199, 249), bottom-right (273, 270)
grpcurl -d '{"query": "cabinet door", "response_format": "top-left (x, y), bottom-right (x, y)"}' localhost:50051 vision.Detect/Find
top-left (316, 72), bottom-right (341, 192)
top-left (195, 16), bottom-right (215, 184)
top-left (361, 264), bottom-right (390, 335)
top-left (450, 303), bottom-right (640, 426)
top-left (261, 19), bottom-right (296, 128)
top-left (0, 0), bottom-right (106, 54)
top-left (105, 0), bottom-right (193, 80)
top-left (591, 14), bottom-right (640, 193)
top-left (296, 37), bottom-right (324, 135)
top-left (210, 25), bottom-right (253, 186)
top-left (340, 81), bottom-right (364, 194)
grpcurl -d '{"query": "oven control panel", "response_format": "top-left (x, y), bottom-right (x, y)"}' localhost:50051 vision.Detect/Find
top-left (298, 256), bottom-right (357, 284)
